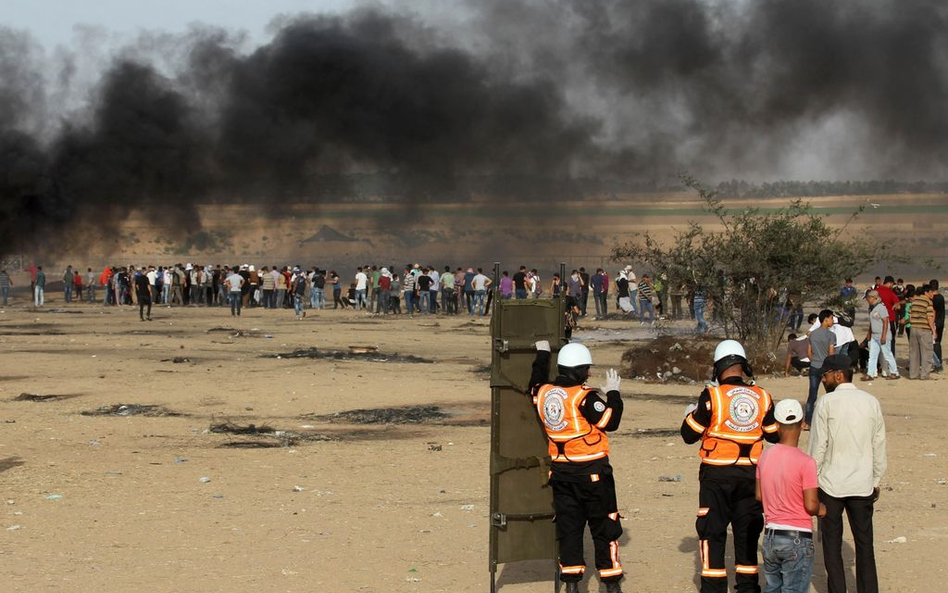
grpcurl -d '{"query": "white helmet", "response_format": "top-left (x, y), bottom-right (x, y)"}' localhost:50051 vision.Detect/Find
top-left (714, 339), bottom-right (746, 362)
top-left (713, 339), bottom-right (753, 379)
top-left (557, 343), bottom-right (593, 368)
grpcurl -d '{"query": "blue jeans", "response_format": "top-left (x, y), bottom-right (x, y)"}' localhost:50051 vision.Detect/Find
top-left (354, 289), bottom-right (366, 310)
top-left (418, 290), bottom-right (430, 313)
top-left (229, 291), bottom-right (242, 316)
top-left (311, 288), bottom-right (325, 309)
top-left (474, 290), bottom-right (486, 316)
top-left (294, 295), bottom-right (304, 316)
top-left (639, 299), bottom-right (655, 323)
top-left (694, 300), bottom-right (708, 333)
top-left (515, 288), bottom-right (527, 299)
top-left (867, 336), bottom-right (898, 378)
top-left (64, 284), bottom-right (73, 303)
top-left (762, 531), bottom-right (815, 593)
top-left (404, 290), bottom-right (415, 314)
top-left (1, 286), bottom-right (8, 306)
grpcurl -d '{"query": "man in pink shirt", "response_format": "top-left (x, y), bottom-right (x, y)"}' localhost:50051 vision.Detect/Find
top-left (755, 399), bottom-right (826, 593)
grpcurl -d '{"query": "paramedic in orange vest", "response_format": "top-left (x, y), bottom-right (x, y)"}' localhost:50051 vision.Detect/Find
top-left (680, 340), bottom-right (779, 593)
top-left (530, 340), bottom-right (625, 593)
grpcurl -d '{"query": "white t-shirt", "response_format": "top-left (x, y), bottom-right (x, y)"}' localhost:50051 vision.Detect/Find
top-left (429, 271), bottom-right (440, 290)
top-left (146, 271), bottom-right (157, 286)
top-left (473, 273), bottom-right (490, 291)
top-left (355, 272), bottom-right (368, 290)
top-left (831, 324), bottom-right (856, 346)
top-left (226, 273), bottom-right (244, 292)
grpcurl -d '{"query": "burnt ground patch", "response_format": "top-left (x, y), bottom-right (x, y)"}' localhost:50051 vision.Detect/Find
top-left (206, 327), bottom-right (264, 338)
top-left (206, 421), bottom-right (406, 447)
top-left (622, 392), bottom-right (697, 405)
top-left (626, 428), bottom-right (682, 439)
top-left (306, 402), bottom-right (489, 426)
top-left (81, 404), bottom-right (185, 417)
top-left (13, 393), bottom-right (83, 402)
top-left (263, 347), bottom-right (433, 364)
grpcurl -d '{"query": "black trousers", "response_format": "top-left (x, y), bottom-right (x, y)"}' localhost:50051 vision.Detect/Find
top-left (818, 489), bottom-right (878, 593)
top-left (137, 293), bottom-right (151, 320)
top-left (935, 322), bottom-right (944, 367)
top-left (696, 477), bottom-right (763, 593)
top-left (551, 475), bottom-right (623, 583)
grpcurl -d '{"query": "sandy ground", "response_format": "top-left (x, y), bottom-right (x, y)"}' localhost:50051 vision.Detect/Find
top-left (1, 299), bottom-right (947, 593)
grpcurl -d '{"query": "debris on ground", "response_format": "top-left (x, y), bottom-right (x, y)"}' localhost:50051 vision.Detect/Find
top-left (81, 404), bottom-right (183, 417)
top-left (208, 422), bottom-right (336, 447)
top-left (263, 347), bottom-right (433, 364)
top-left (160, 357), bottom-right (192, 363)
top-left (310, 405), bottom-right (448, 425)
top-left (206, 327), bottom-right (262, 338)
top-left (629, 428), bottom-right (682, 439)
top-left (13, 393), bottom-right (80, 402)
top-left (658, 474), bottom-right (683, 482)
top-left (622, 336), bottom-right (780, 383)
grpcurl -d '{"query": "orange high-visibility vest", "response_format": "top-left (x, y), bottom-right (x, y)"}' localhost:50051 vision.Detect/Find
top-left (699, 384), bottom-right (771, 466)
top-left (535, 384), bottom-right (610, 463)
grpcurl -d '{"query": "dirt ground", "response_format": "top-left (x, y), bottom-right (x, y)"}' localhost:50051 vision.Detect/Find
top-left (1, 300), bottom-right (946, 593)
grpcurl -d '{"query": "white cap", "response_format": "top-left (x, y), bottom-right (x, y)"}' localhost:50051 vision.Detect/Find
top-left (774, 399), bottom-right (803, 424)
top-left (557, 343), bottom-right (593, 368)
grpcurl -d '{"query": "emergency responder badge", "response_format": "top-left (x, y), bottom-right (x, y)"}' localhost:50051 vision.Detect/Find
top-left (724, 387), bottom-right (760, 433)
top-left (593, 401), bottom-right (606, 413)
top-left (542, 387), bottom-right (569, 431)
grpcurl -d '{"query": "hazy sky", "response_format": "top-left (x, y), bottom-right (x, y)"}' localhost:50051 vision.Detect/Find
top-left (2, 0), bottom-right (368, 48)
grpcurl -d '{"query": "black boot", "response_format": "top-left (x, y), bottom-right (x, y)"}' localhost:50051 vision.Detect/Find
top-left (564, 581), bottom-right (580, 593)
top-left (604, 581), bottom-right (623, 593)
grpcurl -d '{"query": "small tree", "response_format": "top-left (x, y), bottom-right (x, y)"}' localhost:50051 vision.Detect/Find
top-left (613, 175), bottom-right (883, 352)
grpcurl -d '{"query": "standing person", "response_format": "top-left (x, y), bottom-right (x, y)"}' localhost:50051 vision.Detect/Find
top-left (62, 265), bottom-right (73, 303)
top-left (442, 266), bottom-right (456, 311)
top-left (292, 269), bottom-right (307, 319)
top-left (134, 268), bottom-right (152, 321)
top-left (616, 269), bottom-right (634, 315)
top-left (513, 266), bottom-right (528, 300)
top-left (756, 399), bottom-right (825, 593)
top-left (354, 267), bottom-right (368, 311)
top-left (497, 270), bottom-right (512, 301)
top-left (530, 268), bottom-right (542, 299)
top-left (312, 268), bottom-right (327, 310)
top-left (260, 266), bottom-right (274, 309)
top-left (329, 270), bottom-right (342, 309)
top-left (875, 276), bottom-right (899, 358)
top-left (161, 267), bottom-right (172, 304)
top-left (225, 266), bottom-right (245, 317)
top-left (840, 278), bottom-right (858, 322)
top-left (171, 265), bottom-right (183, 306)
top-left (681, 340), bottom-right (780, 593)
top-left (653, 273), bottom-right (665, 318)
top-left (930, 279), bottom-right (945, 372)
top-left (376, 268), bottom-right (392, 315)
top-left (73, 270), bottom-right (83, 301)
top-left (248, 265), bottom-right (260, 308)
top-left (389, 272), bottom-right (401, 314)
top-left (274, 267), bottom-right (287, 309)
top-left (472, 267), bottom-right (491, 316)
top-left (862, 290), bottom-right (900, 381)
top-left (809, 354), bottom-right (886, 593)
top-left (578, 267), bottom-right (590, 317)
top-left (417, 268), bottom-right (433, 314)
top-left (804, 310), bottom-right (836, 426)
top-left (693, 287), bottom-right (709, 334)
top-left (625, 267), bottom-right (638, 316)
top-left (567, 269), bottom-right (583, 307)
top-left (428, 266), bottom-right (440, 314)
top-left (34, 266), bottom-right (45, 306)
top-left (402, 267), bottom-right (416, 318)
top-left (0, 268), bottom-right (12, 306)
top-left (86, 267), bottom-right (96, 302)
top-left (463, 267), bottom-right (476, 313)
top-left (908, 284), bottom-right (936, 380)
top-left (591, 268), bottom-right (605, 319)
top-left (529, 341), bottom-right (625, 593)
top-left (29, 262), bottom-right (37, 298)
top-left (637, 274), bottom-right (656, 324)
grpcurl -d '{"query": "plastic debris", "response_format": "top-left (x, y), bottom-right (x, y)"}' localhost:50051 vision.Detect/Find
top-left (887, 536), bottom-right (907, 544)
top-left (199, 476), bottom-right (211, 483)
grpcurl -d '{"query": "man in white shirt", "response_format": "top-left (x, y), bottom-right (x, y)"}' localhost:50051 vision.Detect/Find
top-left (471, 267), bottom-right (492, 316)
top-left (225, 268), bottom-right (245, 317)
top-left (354, 267), bottom-right (368, 311)
top-left (809, 354), bottom-right (886, 593)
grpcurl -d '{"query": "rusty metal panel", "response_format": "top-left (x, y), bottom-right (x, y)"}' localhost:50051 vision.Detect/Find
top-left (489, 283), bottom-right (565, 584)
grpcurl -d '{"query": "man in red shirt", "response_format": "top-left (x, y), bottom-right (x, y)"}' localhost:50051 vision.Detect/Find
top-left (874, 276), bottom-right (899, 359)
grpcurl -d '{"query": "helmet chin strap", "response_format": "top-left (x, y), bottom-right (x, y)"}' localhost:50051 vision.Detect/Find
top-left (558, 365), bottom-right (590, 384)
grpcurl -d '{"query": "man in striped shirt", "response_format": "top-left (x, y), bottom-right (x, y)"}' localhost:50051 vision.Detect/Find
top-left (908, 284), bottom-right (937, 380)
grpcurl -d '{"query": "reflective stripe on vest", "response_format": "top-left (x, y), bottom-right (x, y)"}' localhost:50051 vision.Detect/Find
top-left (699, 384), bottom-right (771, 466)
top-left (535, 384), bottom-right (609, 463)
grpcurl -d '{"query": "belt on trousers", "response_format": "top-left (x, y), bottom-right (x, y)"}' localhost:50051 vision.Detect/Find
top-left (765, 528), bottom-right (812, 539)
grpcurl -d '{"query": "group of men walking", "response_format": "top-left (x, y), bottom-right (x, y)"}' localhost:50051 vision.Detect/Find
top-left (531, 339), bottom-right (886, 593)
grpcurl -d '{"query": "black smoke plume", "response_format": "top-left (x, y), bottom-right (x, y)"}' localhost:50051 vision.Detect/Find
top-left (2, 1), bottom-right (948, 255)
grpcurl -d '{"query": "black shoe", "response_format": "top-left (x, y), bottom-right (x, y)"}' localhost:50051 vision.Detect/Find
top-left (605, 581), bottom-right (623, 593)
top-left (564, 582), bottom-right (580, 593)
